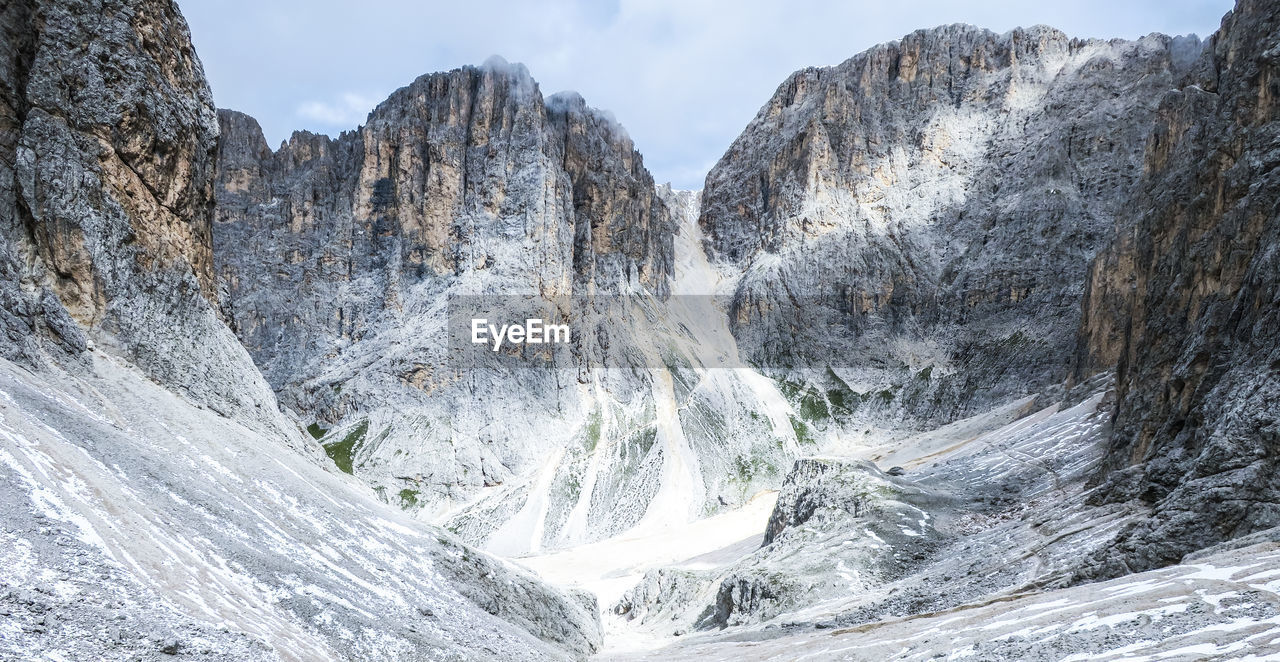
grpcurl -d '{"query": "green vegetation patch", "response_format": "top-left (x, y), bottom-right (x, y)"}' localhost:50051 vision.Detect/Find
top-left (733, 454), bottom-right (774, 483)
top-left (790, 415), bottom-right (816, 445)
top-left (580, 410), bottom-right (603, 453)
top-left (797, 391), bottom-right (830, 420)
top-left (631, 425), bottom-right (658, 456)
top-left (306, 422), bottom-right (328, 440)
top-left (323, 419), bottom-right (369, 474)
top-left (777, 379), bottom-right (803, 400)
top-left (776, 372), bottom-right (860, 422)
top-left (398, 489), bottom-right (420, 509)
top-left (823, 368), bottom-right (857, 415)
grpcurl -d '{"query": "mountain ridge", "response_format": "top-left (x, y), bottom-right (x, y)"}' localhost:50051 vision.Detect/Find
top-left (3, 0), bottom-right (1279, 659)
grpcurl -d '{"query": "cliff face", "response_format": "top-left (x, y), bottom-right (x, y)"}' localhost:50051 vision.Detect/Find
top-left (1075, 0), bottom-right (1280, 576)
top-left (0, 0), bottom-right (290, 439)
top-left (214, 67), bottom-right (799, 551)
top-left (215, 65), bottom-right (672, 396)
top-left (699, 25), bottom-right (1201, 431)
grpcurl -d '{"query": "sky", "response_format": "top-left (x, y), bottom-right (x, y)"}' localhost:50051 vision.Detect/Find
top-left (180, 0), bottom-right (1233, 190)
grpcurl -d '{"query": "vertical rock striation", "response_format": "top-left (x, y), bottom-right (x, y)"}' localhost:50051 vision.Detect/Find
top-left (214, 63), bottom-right (673, 400)
top-left (1075, 0), bottom-right (1280, 576)
top-left (214, 62), bottom-right (672, 532)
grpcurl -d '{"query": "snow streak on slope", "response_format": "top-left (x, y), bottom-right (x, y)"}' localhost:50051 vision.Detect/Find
top-left (668, 189), bottom-right (729, 297)
top-left (442, 188), bottom-right (802, 555)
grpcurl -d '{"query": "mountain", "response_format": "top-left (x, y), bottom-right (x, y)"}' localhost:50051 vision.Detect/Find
top-left (699, 24), bottom-right (1201, 434)
top-left (4, 0), bottom-right (1280, 658)
top-left (212, 61), bottom-right (800, 552)
top-left (600, 3), bottom-right (1280, 653)
top-left (1074, 0), bottom-right (1280, 577)
top-left (214, 62), bottom-right (674, 398)
top-left (0, 1), bottom-right (599, 659)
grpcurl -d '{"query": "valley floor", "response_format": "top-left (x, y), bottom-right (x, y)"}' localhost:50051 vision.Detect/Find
top-left (514, 388), bottom-right (1280, 661)
top-left (7, 350), bottom-right (1279, 661)
top-left (515, 489), bottom-right (779, 655)
top-left (603, 540), bottom-right (1280, 661)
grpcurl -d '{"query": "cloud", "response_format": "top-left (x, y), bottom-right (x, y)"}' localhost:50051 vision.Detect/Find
top-left (295, 93), bottom-right (381, 127)
top-left (181, 0), bottom-right (1233, 189)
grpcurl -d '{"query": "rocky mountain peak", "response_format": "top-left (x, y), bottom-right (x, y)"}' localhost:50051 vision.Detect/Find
top-left (697, 22), bottom-right (1203, 432)
top-left (210, 57), bottom-right (702, 551)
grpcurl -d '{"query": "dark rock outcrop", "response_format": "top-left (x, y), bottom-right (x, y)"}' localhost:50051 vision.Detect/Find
top-left (763, 458), bottom-right (890, 545)
top-left (1075, 0), bottom-right (1280, 576)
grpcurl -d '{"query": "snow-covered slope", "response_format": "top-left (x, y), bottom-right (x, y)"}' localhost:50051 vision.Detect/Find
top-left (6, 0), bottom-right (1280, 658)
top-left (0, 353), bottom-right (599, 660)
top-left (549, 381), bottom-right (1278, 660)
top-left (570, 386), bottom-right (1114, 648)
top-left (440, 189), bottom-right (802, 552)
top-left (0, 1), bottom-right (602, 658)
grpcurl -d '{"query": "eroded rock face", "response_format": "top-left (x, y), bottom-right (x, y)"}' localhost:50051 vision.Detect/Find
top-left (0, 0), bottom-right (292, 441)
top-left (763, 459), bottom-right (900, 545)
top-left (214, 65), bottom-right (673, 399)
top-left (699, 24), bottom-right (1202, 432)
top-left (1075, 0), bottom-right (1280, 577)
top-left (699, 459), bottom-right (950, 628)
top-left (213, 66), bottom-right (800, 550)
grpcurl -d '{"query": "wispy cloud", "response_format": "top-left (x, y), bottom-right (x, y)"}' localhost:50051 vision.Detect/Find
top-left (295, 93), bottom-right (380, 127)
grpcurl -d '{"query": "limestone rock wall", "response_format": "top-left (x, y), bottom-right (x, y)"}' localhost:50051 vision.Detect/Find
top-left (214, 64), bottom-right (674, 399)
top-left (1075, 0), bottom-right (1280, 576)
top-left (0, 0), bottom-right (294, 441)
